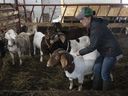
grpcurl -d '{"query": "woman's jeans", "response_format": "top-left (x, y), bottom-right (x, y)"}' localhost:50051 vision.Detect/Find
top-left (93, 55), bottom-right (117, 81)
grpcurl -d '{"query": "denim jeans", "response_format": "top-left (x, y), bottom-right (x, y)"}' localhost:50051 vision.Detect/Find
top-left (93, 55), bottom-right (117, 81)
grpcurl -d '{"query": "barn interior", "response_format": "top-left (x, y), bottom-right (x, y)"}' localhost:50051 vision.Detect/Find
top-left (0, 0), bottom-right (128, 96)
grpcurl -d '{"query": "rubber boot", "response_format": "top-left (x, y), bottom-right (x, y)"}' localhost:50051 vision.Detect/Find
top-left (92, 76), bottom-right (102, 90)
top-left (103, 80), bottom-right (112, 91)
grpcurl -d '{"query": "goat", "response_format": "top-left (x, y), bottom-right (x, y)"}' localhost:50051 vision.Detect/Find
top-left (5, 29), bottom-right (32, 65)
top-left (47, 48), bottom-right (97, 91)
top-left (33, 30), bottom-right (45, 62)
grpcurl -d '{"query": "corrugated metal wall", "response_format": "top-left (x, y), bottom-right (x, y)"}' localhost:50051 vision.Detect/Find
top-left (62, 0), bottom-right (121, 4)
top-left (0, 0), bottom-right (14, 3)
top-left (19, 0), bottom-right (61, 21)
top-left (0, 0), bottom-right (61, 21)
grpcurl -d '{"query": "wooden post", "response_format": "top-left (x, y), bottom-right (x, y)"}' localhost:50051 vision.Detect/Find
top-left (15, 0), bottom-right (21, 32)
top-left (23, 0), bottom-right (27, 22)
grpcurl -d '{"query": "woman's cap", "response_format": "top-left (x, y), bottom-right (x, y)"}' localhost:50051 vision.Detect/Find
top-left (76, 7), bottom-right (94, 20)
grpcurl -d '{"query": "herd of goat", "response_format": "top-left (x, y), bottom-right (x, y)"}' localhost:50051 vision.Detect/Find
top-left (0, 23), bottom-right (99, 91)
top-left (1, 22), bottom-right (100, 91)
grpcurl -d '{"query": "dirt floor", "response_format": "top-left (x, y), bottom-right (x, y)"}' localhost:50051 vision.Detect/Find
top-left (0, 51), bottom-right (128, 96)
top-left (0, 36), bottom-right (128, 96)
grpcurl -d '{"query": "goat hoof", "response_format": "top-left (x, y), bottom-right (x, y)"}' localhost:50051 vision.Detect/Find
top-left (12, 62), bottom-right (15, 65)
top-left (78, 86), bottom-right (82, 91)
top-left (40, 58), bottom-right (43, 62)
top-left (40, 60), bottom-right (43, 62)
top-left (19, 62), bottom-right (22, 66)
top-left (69, 86), bottom-right (73, 90)
top-left (78, 89), bottom-right (82, 91)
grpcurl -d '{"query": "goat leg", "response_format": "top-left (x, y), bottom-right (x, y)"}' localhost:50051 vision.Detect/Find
top-left (78, 76), bottom-right (84, 91)
top-left (18, 51), bottom-right (22, 65)
top-left (33, 45), bottom-right (36, 55)
top-left (69, 79), bottom-right (73, 90)
top-left (78, 83), bottom-right (83, 91)
top-left (40, 50), bottom-right (43, 62)
top-left (10, 52), bottom-right (15, 65)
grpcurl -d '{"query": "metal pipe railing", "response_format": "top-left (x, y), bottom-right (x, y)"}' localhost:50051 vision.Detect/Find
top-left (61, 5), bottom-right (67, 23)
top-left (50, 6), bottom-right (56, 22)
top-left (17, 3), bottom-right (128, 6)
top-left (17, 3), bottom-right (128, 21)
top-left (1, 3), bottom-right (127, 31)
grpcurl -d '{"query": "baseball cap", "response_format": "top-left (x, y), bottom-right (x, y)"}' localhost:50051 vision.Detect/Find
top-left (76, 7), bottom-right (94, 20)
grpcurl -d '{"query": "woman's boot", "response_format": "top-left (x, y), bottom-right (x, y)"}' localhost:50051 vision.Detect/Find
top-left (92, 76), bottom-right (102, 90)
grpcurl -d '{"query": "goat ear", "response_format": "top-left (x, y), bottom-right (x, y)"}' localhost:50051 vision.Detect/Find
top-left (60, 55), bottom-right (67, 69)
top-left (59, 34), bottom-right (65, 43)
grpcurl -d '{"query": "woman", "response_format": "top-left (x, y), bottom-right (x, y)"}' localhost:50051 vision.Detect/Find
top-left (76, 7), bottom-right (123, 90)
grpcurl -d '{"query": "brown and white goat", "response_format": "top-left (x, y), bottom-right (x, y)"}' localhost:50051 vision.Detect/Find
top-left (33, 27), bottom-right (62, 62)
top-left (47, 48), bottom-right (96, 91)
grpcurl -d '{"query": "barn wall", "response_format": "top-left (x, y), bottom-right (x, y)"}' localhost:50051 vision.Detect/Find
top-left (0, 3), bottom-right (19, 31)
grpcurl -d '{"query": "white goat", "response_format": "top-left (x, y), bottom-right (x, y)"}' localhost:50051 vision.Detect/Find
top-left (5, 29), bottom-right (32, 65)
top-left (47, 48), bottom-right (97, 91)
top-left (33, 29), bottom-right (45, 62)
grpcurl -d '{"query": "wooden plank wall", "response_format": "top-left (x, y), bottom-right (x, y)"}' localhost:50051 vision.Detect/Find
top-left (0, 4), bottom-right (19, 31)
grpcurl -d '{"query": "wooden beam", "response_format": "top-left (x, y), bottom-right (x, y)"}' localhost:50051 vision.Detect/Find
top-left (0, 18), bottom-right (19, 26)
top-left (24, 22), bottom-right (128, 28)
top-left (0, 11), bottom-right (18, 17)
